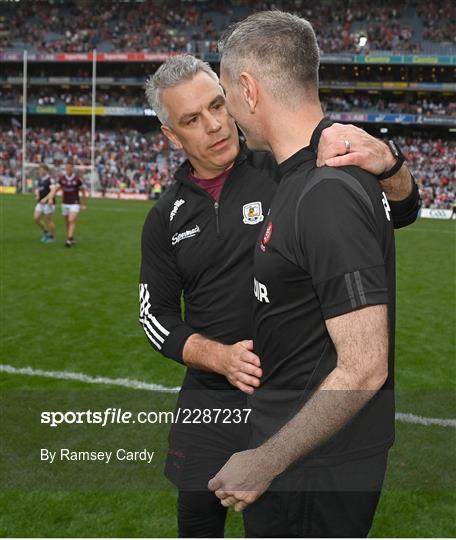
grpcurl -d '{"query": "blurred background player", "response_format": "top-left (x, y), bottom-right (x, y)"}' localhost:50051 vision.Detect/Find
top-left (45, 161), bottom-right (87, 247)
top-left (33, 163), bottom-right (56, 243)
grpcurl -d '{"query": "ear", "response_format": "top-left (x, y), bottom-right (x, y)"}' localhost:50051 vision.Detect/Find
top-left (161, 124), bottom-right (183, 150)
top-left (239, 72), bottom-right (258, 113)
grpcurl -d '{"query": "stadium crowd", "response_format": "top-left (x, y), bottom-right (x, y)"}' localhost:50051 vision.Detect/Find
top-left (1, 0), bottom-right (452, 55)
top-left (256, 0), bottom-right (418, 54)
top-left (2, 88), bottom-right (454, 118)
top-left (417, 0), bottom-right (455, 44)
top-left (0, 126), bottom-right (184, 194)
top-left (400, 136), bottom-right (455, 210)
top-left (0, 126), bottom-right (453, 209)
top-left (0, 1), bottom-right (202, 54)
top-left (321, 94), bottom-right (454, 116)
top-left (0, 89), bottom-right (147, 108)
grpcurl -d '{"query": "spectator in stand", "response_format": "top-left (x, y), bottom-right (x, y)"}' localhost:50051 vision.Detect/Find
top-left (0, 126), bottom-right (185, 193)
top-left (0, 126), bottom-right (453, 208)
top-left (1, 0), bottom-right (444, 54)
top-left (3, 87), bottom-right (454, 117)
top-left (400, 136), bottom-right (455, 209)
top-left (152, 181), bottom-right (162, 200)
top-left (417, 0), bottom-right (455, 44)
top-left (321, 93), bottom-right (456, 116)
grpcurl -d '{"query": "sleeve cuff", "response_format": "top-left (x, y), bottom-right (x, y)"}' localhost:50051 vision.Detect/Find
top-left (162, 324), bottom-right (196, 365)
top-left (322, 291), bottom-right (389, 320)
top-left (388, 176), bottom-right (421, 229)
top-left (314, 265), bottom-right (390, 320)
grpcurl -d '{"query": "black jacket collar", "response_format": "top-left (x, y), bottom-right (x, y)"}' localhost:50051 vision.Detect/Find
top-left (278, 117), bottom-right (333, 178)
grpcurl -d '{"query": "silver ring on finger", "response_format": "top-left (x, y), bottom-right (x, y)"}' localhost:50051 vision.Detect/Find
top-left (344, 139), bottom-right (351, 153)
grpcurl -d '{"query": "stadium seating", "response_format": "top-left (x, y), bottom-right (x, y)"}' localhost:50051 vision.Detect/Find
top-left (1, 88), bottom-right (454, 117)
top-left (400, 136), bottom-right (455, 209)
top-left (0, 0), bottom-right (454, 208)
top-left (0, 126), bottom-right (454, 209)
top-left (0, 0), bottom-right (454, 55)
top-left (0, 127), bottom-right (184, 194)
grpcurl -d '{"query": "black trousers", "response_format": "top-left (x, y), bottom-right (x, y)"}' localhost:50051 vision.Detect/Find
top-left (169, 374), bottom-right (249, 537)
top-left (178, 490), bottom-right (228, 538)
top-left (243, 451), bottom-right (389, 538)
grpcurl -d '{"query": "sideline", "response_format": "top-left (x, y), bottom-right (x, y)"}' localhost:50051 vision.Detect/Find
top-left (1, 363), bottom-right (455, 428)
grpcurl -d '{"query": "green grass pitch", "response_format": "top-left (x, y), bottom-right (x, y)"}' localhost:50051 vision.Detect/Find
top-left (0, 194), bottom-right (454, 537)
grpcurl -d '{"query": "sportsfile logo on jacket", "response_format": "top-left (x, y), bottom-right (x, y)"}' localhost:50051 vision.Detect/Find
top-left (171, 225), bottom-right (200, 246)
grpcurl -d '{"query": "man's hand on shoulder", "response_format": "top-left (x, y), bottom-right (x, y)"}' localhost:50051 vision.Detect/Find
top-left (316, 122), bottom-right (394, 174)
top-left (316, 122), bottom-right (413, 201)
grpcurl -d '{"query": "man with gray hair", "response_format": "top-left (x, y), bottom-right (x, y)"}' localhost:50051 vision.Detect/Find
top-left (207, 11), bottom-right (412, 536)
top-left (140, 52), bottom-right (419, 537)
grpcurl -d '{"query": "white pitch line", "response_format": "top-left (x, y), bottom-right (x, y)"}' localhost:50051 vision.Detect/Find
top-left (399, 228), bottom-right (454, 234)
top-left (0, 364), bottom-right (180, 394)
top-left (1, 364), bottom-right (455, 428)
top-left (395, 412), bottom-right (456, 428)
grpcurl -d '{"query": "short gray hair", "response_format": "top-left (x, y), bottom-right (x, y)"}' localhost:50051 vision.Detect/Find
top-left (218, 11), bottom-right (320, 103)
top-left (145, 54), bottom-right (219, 125)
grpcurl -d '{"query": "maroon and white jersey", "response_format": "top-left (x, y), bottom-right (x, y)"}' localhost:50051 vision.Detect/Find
top-left (59, 174), bottom-right (83, 204)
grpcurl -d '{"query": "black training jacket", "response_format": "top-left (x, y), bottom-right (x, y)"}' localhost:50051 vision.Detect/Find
top-left (139, 143), bottom-right (279, 388)
top-left (139, 142), bottom-right (420, 389)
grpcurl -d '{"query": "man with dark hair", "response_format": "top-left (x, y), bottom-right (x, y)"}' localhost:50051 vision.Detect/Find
top-left (209, 11), bottom-right (412, 536)
top-left (44, 161), bottom-right (87, 247)
top-left (34, 163), bottom-right (56, 243)
top-left (141, 54), bottom-right (419, 537)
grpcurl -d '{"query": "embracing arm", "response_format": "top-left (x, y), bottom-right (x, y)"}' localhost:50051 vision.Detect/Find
top-left (140, 206), bottom-right (203, 363)
top-left (317, 123), bottom-right (420, 228)
top-left (140, 207), bottom-right (261, 392)
top-left (183, 335), bottom-right (262, 394)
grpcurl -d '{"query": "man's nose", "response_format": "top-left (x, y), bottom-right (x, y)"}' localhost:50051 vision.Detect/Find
top-left (205, 113), bottom-right (222, 133)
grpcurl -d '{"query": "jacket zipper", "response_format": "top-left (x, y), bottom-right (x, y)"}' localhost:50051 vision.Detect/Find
top-left (214, 201), bottom-right (220, 235)
top-left (178, 169), bottom-right (238, 237)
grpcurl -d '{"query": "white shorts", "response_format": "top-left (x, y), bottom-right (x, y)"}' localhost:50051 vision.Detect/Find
top-left (62, 204), bottom-right (80, 216)
top-left (35, 203), bottom-right (55, 215)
